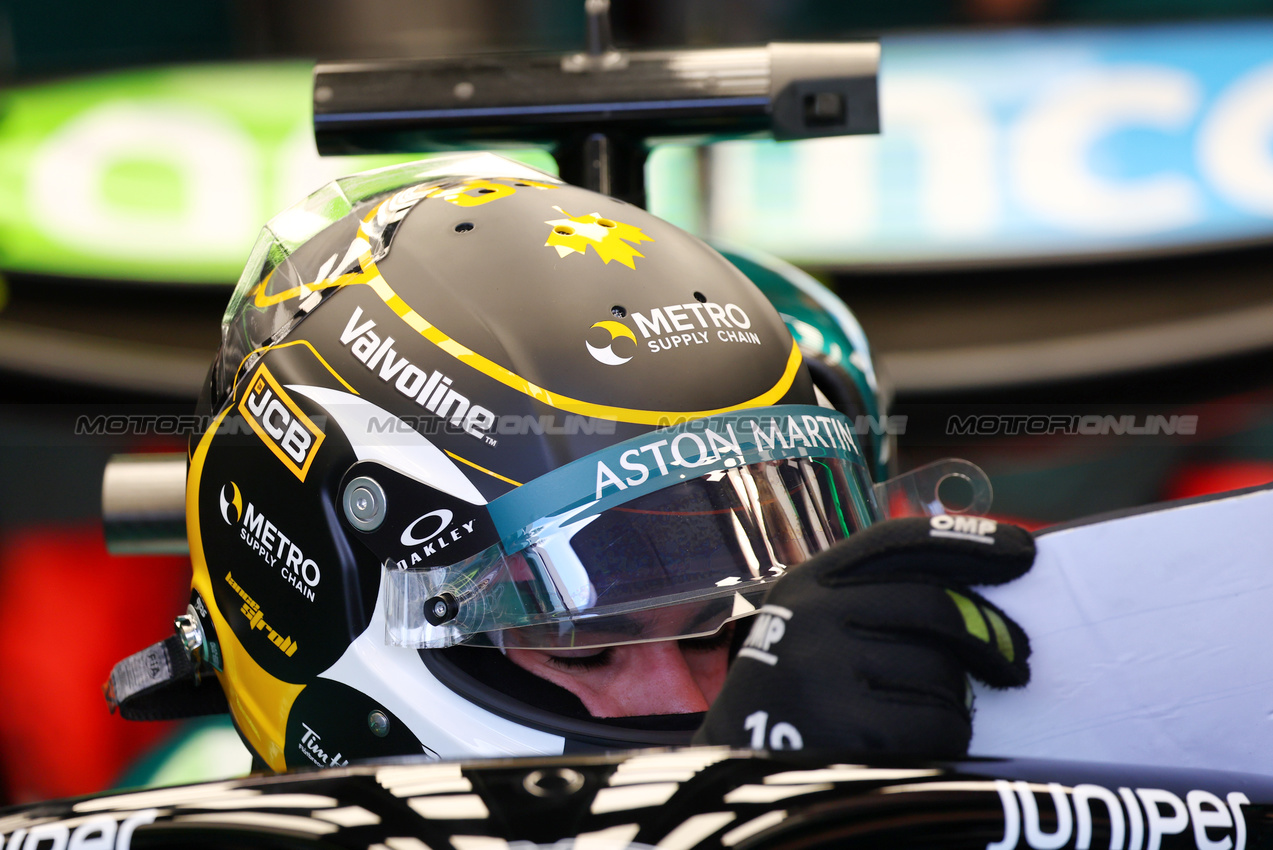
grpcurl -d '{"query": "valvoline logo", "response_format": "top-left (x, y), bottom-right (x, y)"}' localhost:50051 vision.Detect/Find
top-left (219, 480), bottom-right (321, 602)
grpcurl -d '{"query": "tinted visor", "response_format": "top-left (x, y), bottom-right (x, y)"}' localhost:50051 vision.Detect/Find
top-left (384, 405), bottom-right (878, 649)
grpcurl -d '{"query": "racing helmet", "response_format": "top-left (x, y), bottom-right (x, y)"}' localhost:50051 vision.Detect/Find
top-left (184, 153), bottom-right (892, 770)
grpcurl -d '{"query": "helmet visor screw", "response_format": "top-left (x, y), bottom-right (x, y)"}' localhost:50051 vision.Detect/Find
top-left (368, 710), bottom-right (390, 737)
top-left (424, 592), bottom-right (458, 626)
top-left (342, 476), bottom-right (387, 531)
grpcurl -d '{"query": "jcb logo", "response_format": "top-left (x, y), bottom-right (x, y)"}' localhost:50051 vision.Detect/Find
top-left (239, 363), bottom-right (325, 482)
top-left (737, 605), bottom-right (792, 667)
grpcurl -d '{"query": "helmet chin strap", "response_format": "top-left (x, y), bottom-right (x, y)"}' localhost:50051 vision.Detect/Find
top-left (105, 633), bottom-right (228, 721)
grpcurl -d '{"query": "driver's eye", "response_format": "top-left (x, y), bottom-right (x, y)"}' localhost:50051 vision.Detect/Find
top-left (679, 623), bottom-right (734, 653)
top-left (545, 648), bottom-right (613, 671)
top-left (543, 623), bottom-right (734, 671)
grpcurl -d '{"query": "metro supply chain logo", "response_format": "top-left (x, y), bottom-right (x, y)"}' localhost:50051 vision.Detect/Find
top-left (989, 779), bottom-right (1249, 850)
top-left (341, 306), bottom-right (497, 444)
top-left (221, 482), bottom-right (320, 602)
top-left (586, 300), bottom-right (760, 365)
top-left (238, 363), bottom-right (326, 481)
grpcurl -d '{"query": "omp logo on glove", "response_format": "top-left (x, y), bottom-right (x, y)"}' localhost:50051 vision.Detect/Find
top-left (737, 605), bottom-right (792, 666)
top-left (930, 514), bottom-right (997, 544)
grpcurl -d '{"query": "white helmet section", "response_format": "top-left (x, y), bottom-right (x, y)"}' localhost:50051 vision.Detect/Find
top-left (289, 383), bottom-right (566, 758)
top-left (318, 566), bottom-right (565, 759)
top-left (287, 385), bottom-right (485, 505)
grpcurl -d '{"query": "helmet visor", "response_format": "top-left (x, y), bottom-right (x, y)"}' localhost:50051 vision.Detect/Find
top-left (383, 404), bottom-right (878, 649)
top-left (215, 153), bottom-right (562, 407)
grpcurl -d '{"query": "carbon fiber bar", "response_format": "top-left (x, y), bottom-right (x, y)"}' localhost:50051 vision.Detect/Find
top-left (313, 42), bottom-right (879, 204)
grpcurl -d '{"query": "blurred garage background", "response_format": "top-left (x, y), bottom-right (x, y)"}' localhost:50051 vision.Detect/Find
top-left (3, 0), bottom-right (1273, 804)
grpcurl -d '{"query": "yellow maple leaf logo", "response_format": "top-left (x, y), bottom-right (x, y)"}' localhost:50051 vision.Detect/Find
top-left (544, 207), bottom-right (653, 269)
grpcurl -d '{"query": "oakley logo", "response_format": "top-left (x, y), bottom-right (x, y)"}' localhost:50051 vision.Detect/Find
top-left (396, 509), bottom-right (480, 566)
top-left (586, 320), bottom-right (636, 366)
top-left (400, 509), bottom-right (454, 546)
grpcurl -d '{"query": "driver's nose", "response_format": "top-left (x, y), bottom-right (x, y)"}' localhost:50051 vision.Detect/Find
top-left (590, 640), bottom-right (724, 717)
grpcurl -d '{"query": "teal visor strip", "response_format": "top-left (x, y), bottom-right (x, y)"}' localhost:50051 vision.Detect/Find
top-left (487, 404), bottom-right (867, 551)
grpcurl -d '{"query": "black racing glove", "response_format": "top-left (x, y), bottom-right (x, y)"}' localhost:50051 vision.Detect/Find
top-left (694, 516), bottom-right (1033, 757)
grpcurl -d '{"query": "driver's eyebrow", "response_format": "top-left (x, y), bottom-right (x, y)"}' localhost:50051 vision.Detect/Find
top-left (685, 598), bottom-right (734, 633)
top-left (608, 598), bottom-right (733, 640)
top-left (518, 599), bottom-right (739, 650)
top-left (586, 615), bottom-right (645, 639)
top-left (517, 615), bottom-right (646, 649)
